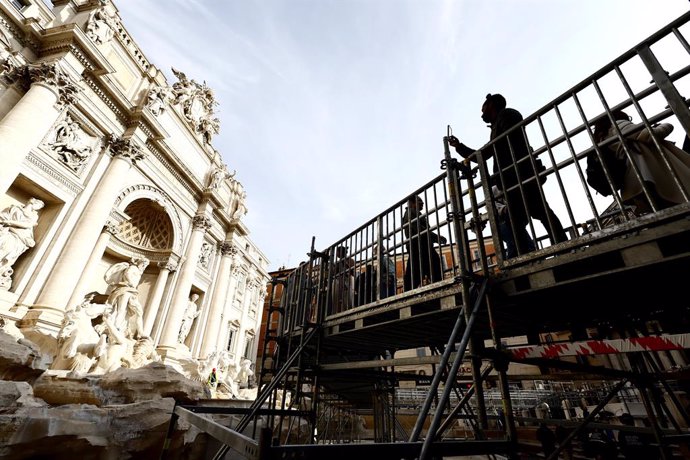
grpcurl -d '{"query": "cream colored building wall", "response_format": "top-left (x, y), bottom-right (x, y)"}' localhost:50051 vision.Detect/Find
top-left (0, 0), bottom-right (270, 372)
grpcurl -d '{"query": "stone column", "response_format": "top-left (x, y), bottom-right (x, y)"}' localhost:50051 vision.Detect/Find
top-left (216, 263), bottom-right (242, 350)
top-left (0, 60), bottom-right (80, 194)
top-left (158, 215), bottom-right (211, 349)
top-left (200, 241), bottom-right (236, 358)
top-left (35, 137), bottom-right (146, 312)
top-left (143, 260), bottom-right (178, 336)
top-left (66, 221), bottom-right (119, 308)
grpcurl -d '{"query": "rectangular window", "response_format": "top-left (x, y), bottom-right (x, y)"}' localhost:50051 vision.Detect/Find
top-left (226, 325), bottom-right (238, 352)
top-left (244, 334), bottom-right (255, 359)
top-left (11, 0), bottom-right (27, 11)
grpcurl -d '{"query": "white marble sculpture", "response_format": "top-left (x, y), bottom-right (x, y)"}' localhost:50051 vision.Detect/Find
top-left (52, 292), bottom-right (108, 376)
top-left (237, 358), bottom-right (254, 389)
top-left (52, 291), bottom-right (159, 376)
top-left (103, 257), bottom-right (149, 340)
top-left (178, 293), bottom-right (201, 344)
top-left (231, 192), bottom-right (248, 221)
top-left (145, 85), bottom-right (172, 116)
top-left (0, 197), bottom-right (44, 290)
top-left (197, 242), bottom-right (212, 269)
top-left (170, 67), bottom-right (219, 141)
top-left (85, 6), bottom-right (117, 45)
top-left (49, 114), bottom-right (94, 170)
top-left (208, 164), bottom-right (236, 190)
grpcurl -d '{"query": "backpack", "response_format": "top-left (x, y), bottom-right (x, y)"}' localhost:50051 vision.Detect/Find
top-left (585, 146), bottom-right (627, 196)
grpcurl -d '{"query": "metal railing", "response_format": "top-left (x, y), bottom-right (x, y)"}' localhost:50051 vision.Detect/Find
top-left (275, 10), bottom-right (690, 327)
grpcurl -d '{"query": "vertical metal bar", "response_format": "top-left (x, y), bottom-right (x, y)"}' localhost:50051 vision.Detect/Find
top-left (569, 92), bottom-right (622, 229)
top-left (158, 403), bottom-right (179, 460)
top-left (637, 44), bottom-right (690, 136)
top-left (418, 286), bottom-right (486, 460)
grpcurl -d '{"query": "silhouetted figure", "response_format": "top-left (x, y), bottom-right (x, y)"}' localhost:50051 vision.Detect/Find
top-left (449, 93), bottom-right (567, 256)
top-left (536, 422), bottom-right (557, 458)
top-left (331, 245), bottom-right (355, 313)
top-left (592, 109), bottom-right (690, 215)
top-left (402, 196), bottom-right (446, 290)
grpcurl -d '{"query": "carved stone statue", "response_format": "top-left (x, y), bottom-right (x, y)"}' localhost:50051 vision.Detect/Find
top-left (198, 243), bottom-right (212, 269)
top-left (208, 164), bottom-right (236, 190)
top-left (52, 291), bottom-right (159, 376)
top-left (0, 197), bottom-right (44, 290)
top-left (145, 85), bottom-right (171, 116)
top-left (49, 114), bottom-right (94, 170)
top-left (237, 358), bottom-right (255, 389)
top-left (170, 67), bottom-right (220, 140)
top-left (198, 114), bottom-right (220, 144)
top-left (103, 257), bottom-right (149, 340)
top-left (232, 192), bottom-right (248, 221)
top-left (85, 6), bottom-right (117, 45)
top-left (178, 293), bottom-right (201, 344)
top-left (52, 292), bottom-right (108, 376)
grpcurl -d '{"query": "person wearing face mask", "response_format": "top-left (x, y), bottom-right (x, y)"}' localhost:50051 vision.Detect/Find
top-left (449, 93), bottom-right (567, 257)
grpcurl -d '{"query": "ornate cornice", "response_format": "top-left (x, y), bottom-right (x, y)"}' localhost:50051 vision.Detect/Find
top-left (0, 10), bottom-right (39, 54)
top-left (192, 215), bottom-right (212, 231)
top-left (145, 141), bottom-right (199, 200)
top-left (25, 150), bottom-right (82, 194)
top-left (107, 135), bottom-right (146, 165)
top-left (83, 75), bottom-right (128, 123)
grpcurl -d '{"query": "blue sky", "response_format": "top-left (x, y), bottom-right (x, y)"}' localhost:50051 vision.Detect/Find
top-left (116, 1), bottom-right (690, 271)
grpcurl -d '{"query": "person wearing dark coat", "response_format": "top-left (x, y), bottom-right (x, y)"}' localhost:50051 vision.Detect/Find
top-left (449, 93), bottom-right (567, 256)
top-left (402, 196), bottom-right (446, 290)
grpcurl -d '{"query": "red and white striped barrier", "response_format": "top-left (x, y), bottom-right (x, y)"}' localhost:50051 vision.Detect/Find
top-left (509, 334), bottom-right (690, 359)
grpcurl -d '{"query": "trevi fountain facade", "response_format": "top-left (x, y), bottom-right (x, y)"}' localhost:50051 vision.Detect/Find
top-left (0, 0), bottom-right (270, 457)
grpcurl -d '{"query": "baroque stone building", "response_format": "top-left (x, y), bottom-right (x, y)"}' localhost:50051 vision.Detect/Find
top-left (0, 0), bottom-right (269, 375)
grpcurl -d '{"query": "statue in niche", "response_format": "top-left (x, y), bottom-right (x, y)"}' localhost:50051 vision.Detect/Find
top-left (178, 293), bottom-right (201, 344)
top-left (231, 192), bottom-right (248, 221)
top-left (146, 85), bottom-right (172, 116)
top-left (103, 257), bottom-right (149, 340)
top-left (85, 6), bottom-right (117, 45)
top-left (49, 114), bottom-right (94, 170)
top-left (0, 197), bottom-right (44, 290)
top-left (208, 164), bottom-right (236, 190)
top-left (198, 242), bottom-right (212, 268)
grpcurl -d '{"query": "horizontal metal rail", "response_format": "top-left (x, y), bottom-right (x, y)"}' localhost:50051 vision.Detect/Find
top-left (173, 406), bottom-right (261, 460)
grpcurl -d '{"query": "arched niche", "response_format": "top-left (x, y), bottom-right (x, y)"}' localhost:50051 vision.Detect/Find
top-left (112, 184), bottom-right (183, 253)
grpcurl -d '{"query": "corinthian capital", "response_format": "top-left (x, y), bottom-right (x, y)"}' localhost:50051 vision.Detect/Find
top-left (27, 61), bottom-right (80, 107)
top-left (192, 215), bottom-right (212, 231)
top-left (107, 135), bottom-right (146, 165)
top-left (219, 241), bottom-right (237, 256)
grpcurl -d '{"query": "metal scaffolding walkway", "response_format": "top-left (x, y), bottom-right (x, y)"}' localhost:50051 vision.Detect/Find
top-left (161, 9), bottom-right (690, 460)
